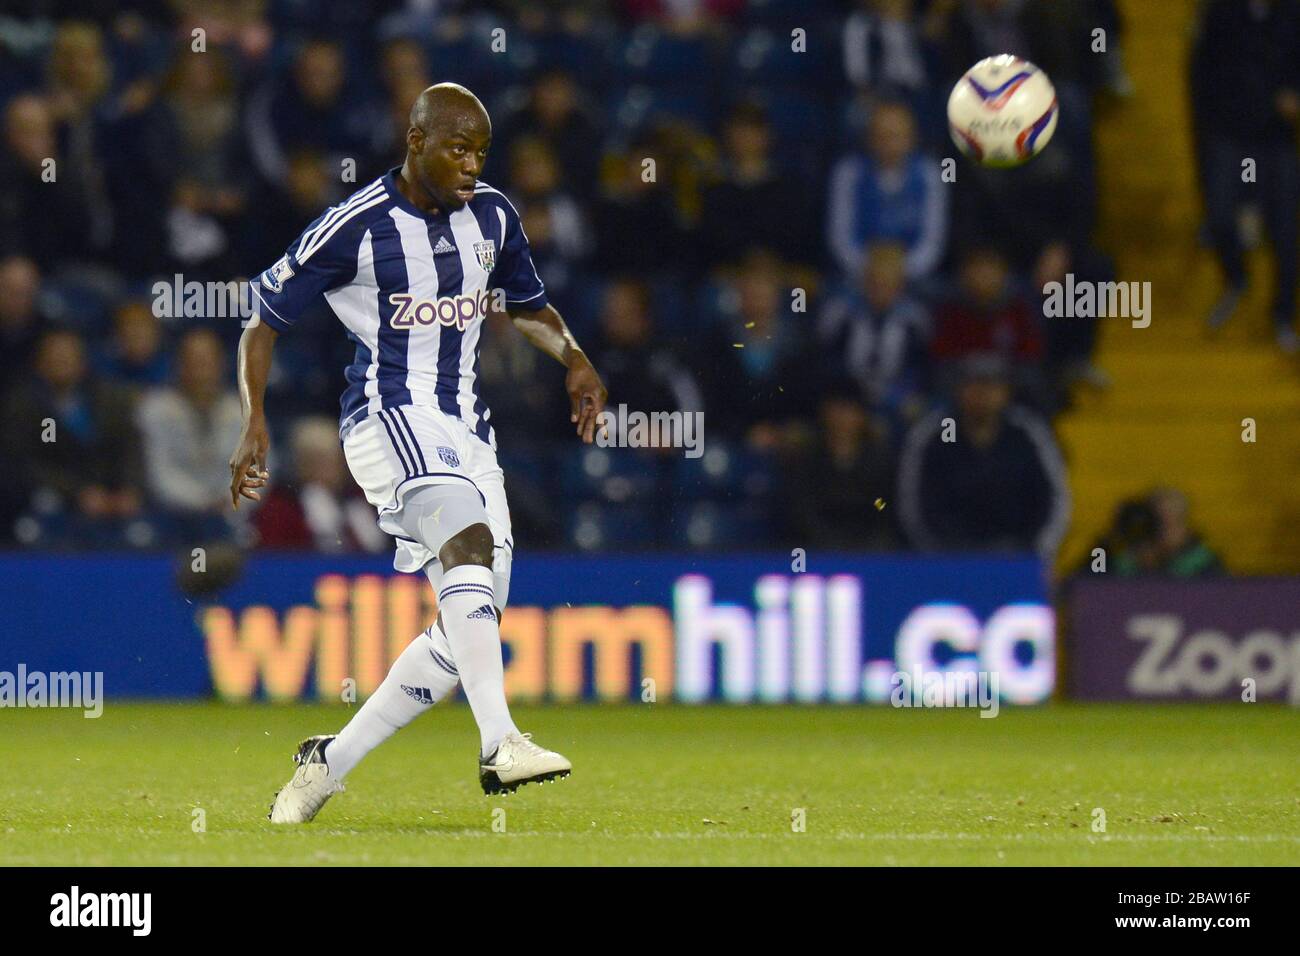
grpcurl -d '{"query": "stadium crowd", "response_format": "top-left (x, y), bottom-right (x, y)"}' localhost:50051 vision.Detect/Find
top-left (0, 0), bottom-right (1128, 559)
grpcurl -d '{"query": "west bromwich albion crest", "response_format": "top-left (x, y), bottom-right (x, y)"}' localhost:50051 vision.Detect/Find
top-left (437, 445), bottom-right (460, 468)
top-left (472, 240), bottom-right (496, 272)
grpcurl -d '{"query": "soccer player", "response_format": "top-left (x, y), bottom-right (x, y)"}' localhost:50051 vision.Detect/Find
top-left (229, 83), bottom-right (608, 823)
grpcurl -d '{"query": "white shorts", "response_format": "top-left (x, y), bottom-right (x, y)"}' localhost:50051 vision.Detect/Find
top-left (342, 404), bottom-right (513, 593)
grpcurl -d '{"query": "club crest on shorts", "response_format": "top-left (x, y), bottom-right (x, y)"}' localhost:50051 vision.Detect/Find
top-left (437, 445), bottom-right (460, 468)
top-left (472, 240), bottom-right (496, 272)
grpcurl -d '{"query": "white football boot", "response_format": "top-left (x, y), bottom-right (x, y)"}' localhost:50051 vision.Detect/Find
top-left (269, 735), bottom-right (344, 823)
top-left (479, 732), bottom-right (572, 795)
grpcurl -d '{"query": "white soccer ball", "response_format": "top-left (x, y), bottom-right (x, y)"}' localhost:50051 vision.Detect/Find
top-left (947, 55), bottom-right (1058, 167)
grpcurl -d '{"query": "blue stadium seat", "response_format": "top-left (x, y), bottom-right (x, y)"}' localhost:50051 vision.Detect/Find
top-left (745, 87), bottom-right (831, 149)
top-left (741, 0), bottom-right (843, 27)
top-left (613, 25), bottom-right (719, 84)
top-left (567, 501), bottom-right (655, 551)
top-left (528, 31), bottom-right (607, 79)
top-left (645, 277), bottom-right (691, 336)
top-left (560, 446), bottom-right (660, 503)
top-left (497, 446), bottom-right (552, 496)
top-left (673, 442), bottom-right (776, 503)
top-left (728, 26), bottom-right (820, 85)
top-left (41, 278), bottom-right (114, 336)
top-left (678, 501), bottom-right (769, 550)
top-left (428, 32), bottom-right (497, 89)
top-left (605, 83), bottom-right (720, 133)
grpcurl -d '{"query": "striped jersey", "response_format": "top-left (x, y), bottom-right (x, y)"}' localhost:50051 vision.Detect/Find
top-left (252, 167), bottom-right (548, 446)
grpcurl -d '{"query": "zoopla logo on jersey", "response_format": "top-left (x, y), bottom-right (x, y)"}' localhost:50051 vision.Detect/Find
top-left (388, 289), bottom-right (497, 331)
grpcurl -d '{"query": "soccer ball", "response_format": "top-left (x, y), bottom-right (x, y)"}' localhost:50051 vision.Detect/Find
top-left (947, 55), bottom-right (1058, 167)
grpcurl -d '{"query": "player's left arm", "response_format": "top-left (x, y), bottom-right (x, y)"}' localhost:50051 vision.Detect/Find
top-left (506, 302), bottom-right (607, 443)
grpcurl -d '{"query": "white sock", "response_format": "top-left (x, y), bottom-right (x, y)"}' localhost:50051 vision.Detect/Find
top-left (437, 565), bottom-right (518, 756)
top-left (325, 623), bottom-right (460, 779)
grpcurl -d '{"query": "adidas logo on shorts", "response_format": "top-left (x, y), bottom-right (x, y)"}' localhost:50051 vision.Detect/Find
top-left (401, 684), bottom-right (434, 704)
top-left (468, 604), bottom-right (496, 621)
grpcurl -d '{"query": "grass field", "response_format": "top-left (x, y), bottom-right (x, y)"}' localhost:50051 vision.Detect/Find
top-left (2, 702), bottom-right (1298, 865)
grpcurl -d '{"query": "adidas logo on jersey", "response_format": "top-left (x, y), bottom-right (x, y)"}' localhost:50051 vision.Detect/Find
top-left (468, 604), bottom-right (496, 621)
top-left (432, 235), bottom-right (456, 255)
top-left (401, 684), bottom-right (434, 704)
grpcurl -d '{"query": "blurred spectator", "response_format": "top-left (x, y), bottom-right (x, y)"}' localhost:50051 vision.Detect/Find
top-left (45, 20), bottom-right (175, 276)
top-left (2, 328), bottom-right (143, 524)
top-left (950, 153), bottom-right (1099, 290)
top-left (697, 250), bottom-right (814, 450)
top-left (476, 309), bottom-right (569, 546)
top-left (44, 21), bottom-right (115, 257)
top-left (254, 417), bottom-right (388, 552)
top-left (378, 36), bottom-right (430, 95)
top-left (844, 0), bottom-right (932, 97)
top-left (591, 277), bottom-right (703, 433)
top-left (781, 385), bottom-right (899, 550)
top-left (591, 132), bottom-right (687, 277)
top-left (931, 244), bottom-right (1044, 402)
top-left (697, 100), bottom-right (815, 269)
top-left (0, 256), bottom-right (51, 384)
top-left (1193, 0), bottom-right (1300, 351)
top-left (1035, 239), bottom-right (1111, 398)
top-left (1084, 497), bottom-right (1160, 576)
top-left (1149, 487), bottom-right (1223, 577)
top-left (245, 38), bottom-right (375, 188)
top-left (1078, 491), bottom-right (1222, 578)
top-left (494, 70), bottom-right (603, 197)
top-left (95, 299), bottom-right (169, 390)
top-left (827, 99), bottom-right (948, 283)
top-left (817, 240), bottom-right (931, 421)
top-left (362, 38), bottom-right (432, 177)
top-left (951, 142), bottom-right (1112, 404)
top-left (897, 354), bottom-right (1069, 558)
top-left (478, 308), bottom-right (571, 449)
top-left (136, 327), bottom-right (242, 542)
top-left (161, 44), bottom-right (247, 275)
top-left (620, 0), bottom-right (745, 34)
top-left (842, 0), bottom-right (945, 145)
top-left (508, 137), bottom-right (591, 298)
top-left (245, 150), bottom-right (339, 271)
top-left (0, 94), bottom-right (93, 269)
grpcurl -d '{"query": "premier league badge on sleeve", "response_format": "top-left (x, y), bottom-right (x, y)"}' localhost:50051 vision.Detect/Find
top-left (472, 240), bottom-right (496, 272)
top-left (437, 446), bottom-right (461, 468)
top-left (262, 255), bottom-right (295, 293)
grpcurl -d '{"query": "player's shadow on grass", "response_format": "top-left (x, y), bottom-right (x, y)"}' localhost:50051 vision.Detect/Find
top-left (262, 819), bottom-right (495, 835)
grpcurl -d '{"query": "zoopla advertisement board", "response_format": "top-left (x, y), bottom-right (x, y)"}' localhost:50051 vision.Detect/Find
top-left (0, 553), bottom-right (1052, 704)
top-left (1068, 578), bottom-right (1300, 703)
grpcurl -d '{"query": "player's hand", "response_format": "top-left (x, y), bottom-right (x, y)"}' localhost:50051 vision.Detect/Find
top-left (229, 418), bottom-right (271, 509)
top-left (565, 352), bottom-right (608, 444)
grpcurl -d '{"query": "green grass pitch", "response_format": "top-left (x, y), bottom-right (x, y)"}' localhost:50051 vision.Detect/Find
top-left (2, 702), bottom-right (1298, 865)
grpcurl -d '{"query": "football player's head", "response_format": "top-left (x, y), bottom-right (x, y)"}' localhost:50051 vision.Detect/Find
top-left (406, 82), bottom-right (492, 211)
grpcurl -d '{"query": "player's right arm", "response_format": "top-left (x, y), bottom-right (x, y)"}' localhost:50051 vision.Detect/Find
top-left (227, 197), bottom-right (367, 508)
top-left (229, 318), bottom-right (277, 508)
top-left (228, 195), bottom-right (369, 512)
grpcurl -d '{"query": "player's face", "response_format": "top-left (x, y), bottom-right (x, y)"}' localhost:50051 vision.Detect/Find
top-left (413, 115), bottom-right (492, 211)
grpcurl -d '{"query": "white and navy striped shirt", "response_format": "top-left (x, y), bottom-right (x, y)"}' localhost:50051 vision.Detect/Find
top-left (252, 168), bottom-right (548, 446)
